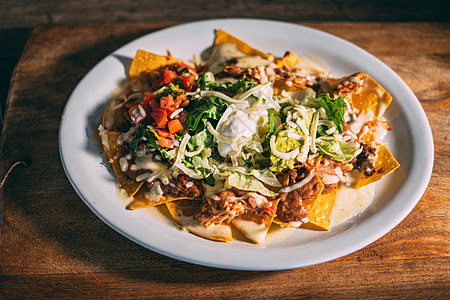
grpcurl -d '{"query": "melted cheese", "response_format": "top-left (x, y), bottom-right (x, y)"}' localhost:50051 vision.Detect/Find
top-left (330, 184), bottom-right (376, 226)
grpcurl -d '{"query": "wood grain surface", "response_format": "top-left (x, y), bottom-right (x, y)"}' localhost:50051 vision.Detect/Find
top-left (0, 23), bottom-right (448, 299)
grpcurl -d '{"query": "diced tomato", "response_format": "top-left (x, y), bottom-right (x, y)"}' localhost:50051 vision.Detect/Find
top-left (178, 62), bottom-right (197, 74)
top-left (174, 94), bottom-right (187, 107)
top-left (156, 129), bottom-right (171, 138)
top-left (143, 93), bottom-right (156, 103)
top-left (158, 137), bottom-right (173, 148)
top-left (165, 106), bottom-right (177, 116)
top-left (163, 69), bottom-right (178, 85)
top-left (142, 93), bottom-right (157, 114)
top-left (160, 94), bottom-right (174, 110)
top-left (168, 119), bottom-right (183, 134)
top-left (182, 74), bottom-right (196, 91)
top-left (150, 108), bottom-right (168, 128)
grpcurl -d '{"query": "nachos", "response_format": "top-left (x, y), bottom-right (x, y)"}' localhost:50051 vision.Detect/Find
top-left (99, 30), bottom-right (399, 244)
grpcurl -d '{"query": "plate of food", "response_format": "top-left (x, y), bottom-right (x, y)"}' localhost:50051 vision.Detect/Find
top-left (59, 19), bottom-right (433, 270)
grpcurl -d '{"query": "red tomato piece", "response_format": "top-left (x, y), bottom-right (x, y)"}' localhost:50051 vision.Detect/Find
top-left (174, 94), bottom-right (187, 107)
top-left (163, 69), bottom-right (178, 85)
top-left (168, 119), bottom-right (183, 134)
top-left (160, 94), bottom-right (174, 110)
top-left (150, 108), bottom-right (167, 128)
top-left (158, 138), bottom-right (173, 148)
top-left (156, 129), bottom-right (171, 138)
top-left (177, 62), bottom-right (197, 74)
top-left (182, 74), bottom-right (196, 91)
top-left (142, 93), bottom-right (157, 114)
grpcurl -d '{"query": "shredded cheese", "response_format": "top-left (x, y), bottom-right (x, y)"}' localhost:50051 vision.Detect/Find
top-left (184, 144), bottom-right (204, 157)
top-left (237, 82), bottom-right (271, 100)
top-left (206, 122), bottom-right (234, 144)
top-left (200, 91), bottom-right (247, 104)
top-left (310, 112), bottom-right (320, 153)
top-left (170, 133), bottom-right (191, 170)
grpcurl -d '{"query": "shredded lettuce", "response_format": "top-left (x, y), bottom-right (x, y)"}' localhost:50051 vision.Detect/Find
top-left (183, 96), bottom-right (228, 134)
top-left (225, 173), bottom-right (278, 197)
top-left (187, 129), bottom-right (214, 151)
top-left (303, 93), bottom-right (346, 134)
top-left (205, 78), bottom-right (258, 96)
top-left (129, 125), bottom-right (158, 152)
top-left (316, 140), bottom-right (362, 162)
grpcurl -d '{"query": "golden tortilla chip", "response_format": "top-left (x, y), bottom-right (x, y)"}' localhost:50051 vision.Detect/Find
top-left (276, 52), bottom-right (301, 69)
top-left (359, 120), bottom-right (391, 145)
top-left (166, 200), bottom-right (232, 242)
top-left (128, 188), bottom-right (191, 210)
top-left (301, 186), bottom-right (337, 231)
top-left (100, 131), bottom-right (143, 196)
top-left (129, 49), bottom-right (178, 78)
top-left (214, 29), bottom-right (272, 60)
top-left (354, 145), bottom-right (400, 189)
top-left (351, 74), bottom-right (392, 119)
top-left (102, 98), bottom-right (128, 131)
top-left (272, 78), bottom-right (307, 95)
top-left (231, 198), bottom-right (280, 244)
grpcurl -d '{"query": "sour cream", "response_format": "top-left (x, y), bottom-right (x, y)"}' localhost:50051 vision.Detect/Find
top-left (214, 83), bottom-right (279, 157)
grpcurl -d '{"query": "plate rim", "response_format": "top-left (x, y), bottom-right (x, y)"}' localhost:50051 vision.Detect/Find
top-left (59, 18), bottom-right (434, 271)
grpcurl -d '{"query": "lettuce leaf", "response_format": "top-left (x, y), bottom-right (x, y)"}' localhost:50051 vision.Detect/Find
top-left (304, 93), bottom-right (346, 134)
top-left (225, 173), bottom-right (278, 197)
top-left (183, 96), bottom-right (228, 133)
top-left (316, 140), bottom-right (362, 162)
top-left (129, 124), bottom-right (158, 152)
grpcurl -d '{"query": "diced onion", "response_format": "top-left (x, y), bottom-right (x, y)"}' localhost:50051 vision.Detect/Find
top-left (170, 108), bottom-right (184, 119)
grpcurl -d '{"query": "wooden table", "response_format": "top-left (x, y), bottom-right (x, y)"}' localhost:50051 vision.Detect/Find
top-left (0, 23), bottom-right (448, 298)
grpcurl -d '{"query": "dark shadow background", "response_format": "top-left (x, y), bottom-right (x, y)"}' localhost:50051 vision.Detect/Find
top-left (0, 0), bottom-right (449, 123)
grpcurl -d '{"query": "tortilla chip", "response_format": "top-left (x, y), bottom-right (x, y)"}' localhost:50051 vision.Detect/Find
top-left (166, 200), bottom-right (232, 242)
top-left (102, 98), bottom-right (128, 131)
top-left (354, 145), bottom-right (400, 189)
top-left (301, 186), bottom-right (337, 231)
top-left (100, 131), bottom-right (143, 196)
top-left (128, 188), bottom-right (191, 210)
top-left (351, 75), bottom-right (392, 119)
top-left (276, 52), bottom-right (302, 69)
top-left (129, 49), bottom-right (178, 78)
top-left (214, 29), bottom-right (272, 60)
top-left (273, 176), bottom-right (324, 228)
top-left (272, 78), bottom-right (307, 95)
top-left (231, 198), bottom-right (280, 244)
top-left (359, 120), bottom-right (390, 145)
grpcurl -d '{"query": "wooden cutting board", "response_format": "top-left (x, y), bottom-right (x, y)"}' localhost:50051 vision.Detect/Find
top-left (0, 23), bottom-right (448, 298)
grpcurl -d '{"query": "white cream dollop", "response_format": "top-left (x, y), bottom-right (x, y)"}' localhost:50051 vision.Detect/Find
top-left (213, 83), bottom-right (279, 158)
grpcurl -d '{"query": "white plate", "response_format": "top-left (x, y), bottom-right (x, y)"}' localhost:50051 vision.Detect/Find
top-left (59, 19), bottom-right (433, 270)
